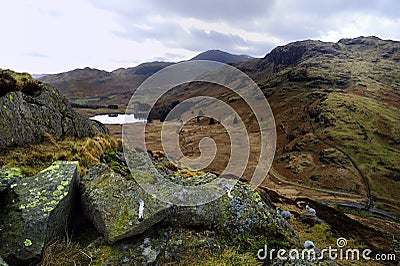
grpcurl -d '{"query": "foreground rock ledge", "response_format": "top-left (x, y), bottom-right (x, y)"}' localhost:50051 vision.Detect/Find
top-left (79, 163), bottom-right (169, 244)
top-left (0, 161), bottom-right (79, 262)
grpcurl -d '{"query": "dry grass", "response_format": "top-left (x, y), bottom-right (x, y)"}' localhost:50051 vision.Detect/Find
top-left (41, 236), bottom-right (92, 266)
top-left (0, 134), bottom-right (121, 176)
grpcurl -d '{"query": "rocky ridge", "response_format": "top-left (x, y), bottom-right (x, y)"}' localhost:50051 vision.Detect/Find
top-left (0, 70), bottom-right (109, 150)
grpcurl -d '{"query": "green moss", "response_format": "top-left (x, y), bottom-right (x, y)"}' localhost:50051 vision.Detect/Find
top-left (111, 203), bottom-right (132, 238)
top-left (90, 241), bottom-right (122, 265)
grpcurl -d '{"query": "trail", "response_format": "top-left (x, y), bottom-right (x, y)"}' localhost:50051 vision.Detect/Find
top-left (306, 107), bottom-right (372, 208)
top-left (268, 166), bottom-right (367, 200)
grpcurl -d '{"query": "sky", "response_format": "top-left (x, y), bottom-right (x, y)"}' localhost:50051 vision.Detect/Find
top-left (1, 0), bottom-right (399, 74)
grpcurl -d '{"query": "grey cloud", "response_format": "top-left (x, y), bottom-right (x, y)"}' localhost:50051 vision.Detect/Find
top-left (90, 0), bottom-right (400, 58)
top-left (115, 19), bottom-right (274, 57)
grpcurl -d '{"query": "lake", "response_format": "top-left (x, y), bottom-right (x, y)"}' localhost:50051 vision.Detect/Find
top-left (90, 114), bottom-right (146, 124)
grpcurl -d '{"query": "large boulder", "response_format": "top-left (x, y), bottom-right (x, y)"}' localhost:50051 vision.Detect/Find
top-left (0, 161), bottom-right (79, 263)
top-left (79, 163), bottom-right (170, 244)
top-left (80, 149), bottom-right (299, 253)
top-left (164, 181), bottom-right (297, 238)
top-left (0, 70), bottom-right (109, 150)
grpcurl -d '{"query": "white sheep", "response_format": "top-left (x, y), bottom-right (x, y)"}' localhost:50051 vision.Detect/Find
top-left (277, 207), bottom-right (291, 220)
top-left (138, 198), bottom-right (144, 222)
top-left (306, 205), bottom-right (316, 215)
top-left (304, 240), bottom-right (315, 249)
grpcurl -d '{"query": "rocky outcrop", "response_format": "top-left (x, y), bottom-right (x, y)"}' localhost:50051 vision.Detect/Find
top-left (0, 161), bottom-right (79, 262)
top-left (79, 163), bottom-right (169, 244)
top-left (164, 181), bottom-right (296, 238)
top-left (75, 149), bottom-right (300, 264)
top-left (0, 71), bottom-right (109, 150)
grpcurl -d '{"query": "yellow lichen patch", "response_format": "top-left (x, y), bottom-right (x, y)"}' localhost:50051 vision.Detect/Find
top-left (23, 238), bottom-right (33, 247)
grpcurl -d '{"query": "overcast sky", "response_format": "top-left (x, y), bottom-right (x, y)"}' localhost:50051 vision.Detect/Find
top-left (1, 0), bottom-right (399, 74)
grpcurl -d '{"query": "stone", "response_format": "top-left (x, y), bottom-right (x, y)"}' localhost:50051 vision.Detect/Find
top-left (79, 163), bottom-right (169, 244)
top-left (298, 212), bottom-right (328, 226)
top-left (0, 76), bottom-right (109, 150)
top-left (0, 161), bottom-right (79, 263)
top-left (164, 180), bottom-right (297, 239)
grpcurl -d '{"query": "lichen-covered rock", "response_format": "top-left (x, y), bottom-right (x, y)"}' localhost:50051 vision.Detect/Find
top-left (163, 179), bottom-right (298, 242)
top-left (79, 164), bottom-right (169, 244)
top-left (298, 212), bottom-right (328, 226)
top-left (0, 168), bottom-right (22, 193)
top-left (0, 74), bottom-right (109, 150)
top-left (0, 161), bottom-right (79, 263)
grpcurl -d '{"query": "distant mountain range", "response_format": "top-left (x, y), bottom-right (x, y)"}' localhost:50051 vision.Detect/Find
top-left (37, 50), bottom-right (255, 110)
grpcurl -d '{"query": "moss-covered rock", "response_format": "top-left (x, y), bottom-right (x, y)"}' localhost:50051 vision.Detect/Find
top-left (79, 163), bottom-right (170, 244)
top-left (0, 161), bottom-right (79, 263)
top-left (0, 70), bottom-right (109, 150)
top-left (164, 180), bottom-right (297, 243)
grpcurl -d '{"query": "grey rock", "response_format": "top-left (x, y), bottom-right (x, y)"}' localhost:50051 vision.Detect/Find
top-left (298, 212), bottom-right (327, 226)
top-left (0, 161), bottom-right (79, 262)
top-left (82, 149), bottom-right (299, 246)
top-left (164, 180), bottom-right (297, 239)
top-left (79, 163), bottom-right (169, 244)
top-left (0, 83), bottom-right (109, 150)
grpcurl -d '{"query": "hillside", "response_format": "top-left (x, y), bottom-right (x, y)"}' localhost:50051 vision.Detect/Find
top-left (232, 36), bottom-right (400, 216)
top-left (135, 37), bottom-right (400, 220)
